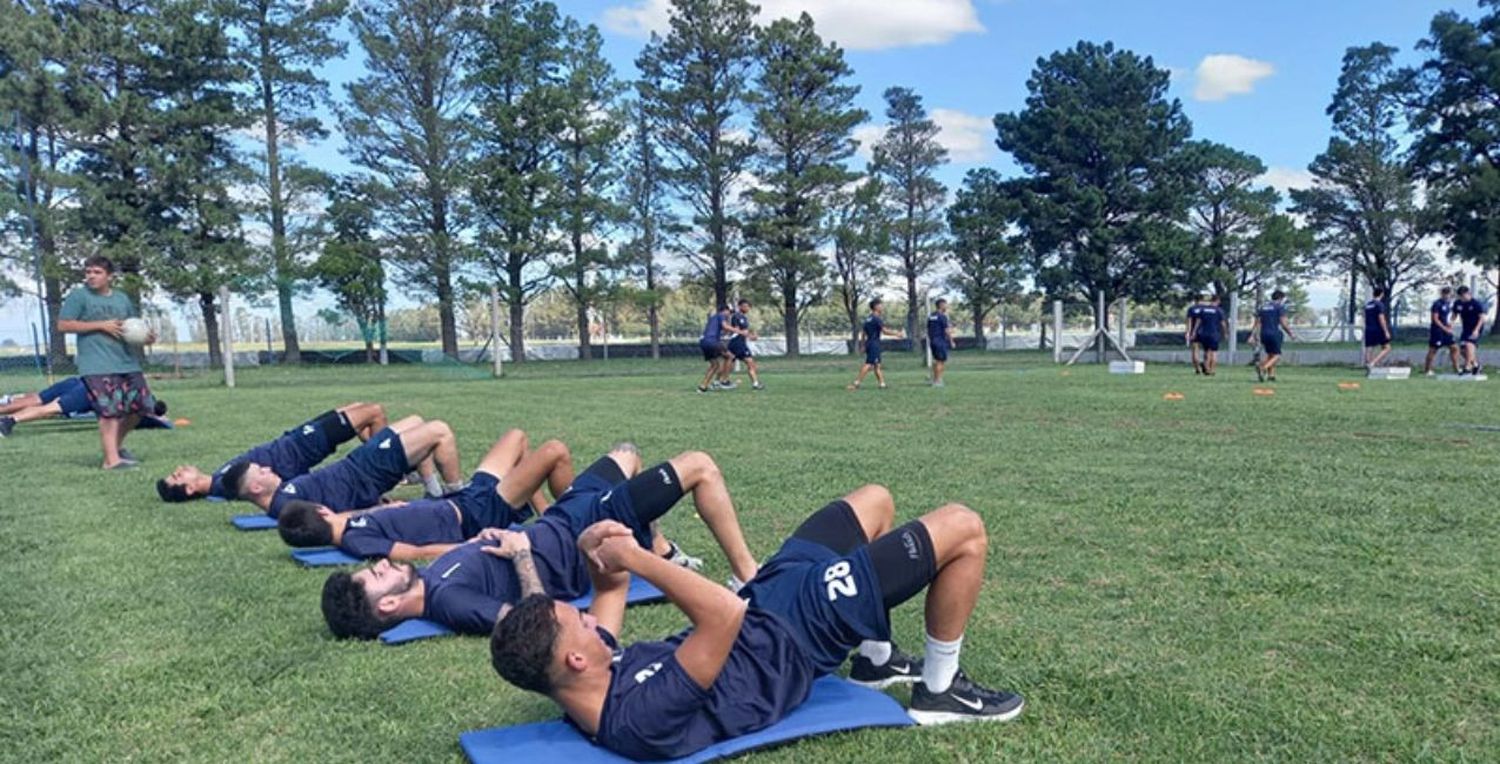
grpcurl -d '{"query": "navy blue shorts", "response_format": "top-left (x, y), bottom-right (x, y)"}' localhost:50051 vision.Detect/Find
top-left (338, 427), bottom-right (411, 505)
top-left (454, 470), bottom-right (528, 537)
top-left (287, 409), bottom-right (352, 468)
top-left (526, 461), bottom-right (655, 600)
top-left (864, 345), bottom-right (881, 365)
top-left (1461, 327), bottom-right (1482, 346)
top-left (700, 340), bottom-right (727, 361)
top-left (930, 343), bottom-right (949, 362)
top-left (1261, 334), bottom-right (1283, 356)
top-left (728, 339), bottom-right (752, 360)
top-left (1430, 331), bottom-right (1455, 349)
top-left (1364, 331), bottom-right (1390, 348)
top-left (1195, 335), bottom-right (1220, 352)
top-left (40, 378), bottom-right (91, 416)
top-left (740, 537), bottom-right (890, 675)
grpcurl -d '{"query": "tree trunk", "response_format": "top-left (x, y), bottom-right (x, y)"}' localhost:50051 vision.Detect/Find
top-left (44, 273), bottom-right (68, 372)
top-left (648, 304), bottom-right (661, 359)
top-left (276, 281), bottom-right (300, 363)
top-left (433, 242), bottom-right (458, 359)
top-left (378, 300), bottom-right (389, 365)
top-left (576, 300), bottom-right (591, 361)
top-left (973, 305), bottom-right (986, 345)
top-left (783, 284), bottom-right (800, 358)
top-left (508, 298), bottom-right (526, 364)
top-left (905, 272), bottom-right (919, 344)
top-left (261, 19), bottom-right (300, 365)
top-left (199, 291), bottom-right (222, 369)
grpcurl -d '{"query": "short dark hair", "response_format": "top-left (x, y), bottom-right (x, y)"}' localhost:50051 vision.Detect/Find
top-left (278, 500), bottom-right (334, 547)
top-left (491, 594), bottom-right (562, 694)
top-left (717, 303), bottom-right (730, 312)
top-left (869, 298), bottom-right (882, 311)
top-left (153, 399), bottom-right (168, 417)
top-left (1372, 286), bottom-right (1386, 298)
top-left (220, 460), bottom-right (252, 499)
top-left (1271, 289), bottom-right (1286, 301)
top-left (737, 298), bottom-right (750, 307)
top-left (156, 478), bottom-right (193, 503)
top-left (82, 255), bottom-right (114, 273)
top-left (935, 298), bottom-right (947, 309)
top-left (321, 571), bottom-right (387, 640)
top-left (1458, 285), bottom-right (1471, 295)
top-left (1441, 286), bottom-right (1453, 295)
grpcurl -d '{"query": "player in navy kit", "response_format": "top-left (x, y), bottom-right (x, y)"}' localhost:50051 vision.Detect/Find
top-left (1362, 286), bottom-right (1392, 371)
top-left (720, 299), bottom-right (763, 391)
top-left (697, 305), bottom-right (735, 393)
top-left (848, 298), bottom-right (904, 390)
top-left (1454, 286), bottom-right (1489, 375)
top-left (927, 299), bottom-right (954, 387)
top-left (1248, 290), bottom-right (1296, 382)
top-left (319, 446), bottom-right (760, 639)
top-left (154, 402), bottom-right (388, 502)
top-left (1193, 295), bottom-right (1227, 376)
top-left (1424, 286), bottom-right (1460, 376)
top-left (276, 429), bottom-right (574, 560)
top-left (1184, 295), bottom-right (1207, 374)
top-left (222, 415), bottom-right (462, 519)
top-left (0, 377), bottom-right (169, 438)
top-left (490, 485), bottom-right (1024, 760)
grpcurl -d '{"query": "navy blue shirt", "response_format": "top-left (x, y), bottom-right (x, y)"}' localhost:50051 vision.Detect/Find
top-left (862, 314), bottom-right (883, 350)
top-left (1456, 298), bottom-right (1488, 332)
top-left (1195, 306), bottom-right (1225, 340)
top-left (1257, 302), bottom-right (1286, 338)
top-left (727, 311), bottom-right (750, 349)
top-left (1364, 299), bottom-right (1388, 331)
top-left (702, 313), bottom-right (725, 344)
top-left (1431, 299), bottom-right (1455, 330)
top-left (210, 422), bottom-right (337, 500)
top-left (340, 499), bottom-right (463, 559)
top-left (1186, 304), bottom-right (1203, 328)
top-left (596, 609), bottom-right (816, 761)
top-left (927, 312), bottom-right (950, 346)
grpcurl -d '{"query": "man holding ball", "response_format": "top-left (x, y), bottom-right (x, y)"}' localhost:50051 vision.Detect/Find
top-left (57, 255), bottom-right (158, 469)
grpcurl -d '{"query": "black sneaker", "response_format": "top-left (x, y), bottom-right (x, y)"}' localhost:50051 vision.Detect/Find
top-left (849, 644), bottom-right (924, 688)
top-left (907, 670), bottom-right (1024, 726)
top-left (0, 416), bottom-right (13, 438)
top-left (1255, 364), bottom-right (1265, 383)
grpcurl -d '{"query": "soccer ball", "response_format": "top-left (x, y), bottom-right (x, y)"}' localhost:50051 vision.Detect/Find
top-left (121, 317), bottom-right (150, 346)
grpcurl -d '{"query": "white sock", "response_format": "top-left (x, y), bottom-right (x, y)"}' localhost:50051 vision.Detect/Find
top-left (858, 640), bottom-right (892, 667)
top-left (921, 633), bottom-right (963, 693)
top-left (423, 474), bottom-right (443, 497)
top-left (443, 479), bottom-right (465, 494)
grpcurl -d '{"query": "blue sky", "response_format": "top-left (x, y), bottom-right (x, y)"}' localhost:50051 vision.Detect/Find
top-left (1, 0), bottom-right (1486, 345)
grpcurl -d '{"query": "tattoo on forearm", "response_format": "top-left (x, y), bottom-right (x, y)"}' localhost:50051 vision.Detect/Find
top-left (512, 550), bottom-right (543, 597)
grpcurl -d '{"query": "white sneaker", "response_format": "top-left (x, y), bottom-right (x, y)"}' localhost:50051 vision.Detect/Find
top-left (664, 542), bottom-right (703, 571)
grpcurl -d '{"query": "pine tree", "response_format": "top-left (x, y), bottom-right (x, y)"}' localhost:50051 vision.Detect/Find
top-left (945, 169), bottom-right (1026, 344)
top-left (871, 86), bottom-right (947, 342)
top-left (618, 100), bottom-right (676, 359)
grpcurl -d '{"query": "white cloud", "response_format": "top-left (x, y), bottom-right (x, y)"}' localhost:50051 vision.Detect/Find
top-left (1257, 166), bottom-right (1315, 195)
top-left (1193, 54), bottom-right (1275, 102)
top-left (852, 108), bottom-right (995, 165)
top-left (603, 0), bottom-right (985, 51)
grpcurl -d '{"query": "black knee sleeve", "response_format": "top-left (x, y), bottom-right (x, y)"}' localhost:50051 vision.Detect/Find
top-left (626, 462), bottom-right (685, 526)
top-left (867, 521), bottom-right (938, 610)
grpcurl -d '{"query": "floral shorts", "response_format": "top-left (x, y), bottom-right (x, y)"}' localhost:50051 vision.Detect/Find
top-left (83, 372), bottom-right (157, 419)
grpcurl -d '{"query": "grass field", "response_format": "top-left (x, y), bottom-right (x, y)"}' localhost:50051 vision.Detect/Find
top-left (3, 353), bottom-right (1497, 762)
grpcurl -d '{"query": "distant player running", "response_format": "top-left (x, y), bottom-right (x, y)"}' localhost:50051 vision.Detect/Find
top-left (1193, 295), bottom-right (1227, 376)
top-left (1423, 286), bottom-right (1460, 376)
top-left (697, 305), bottom-right (734, 393)
top-left (1362, 287), bottom-right (1392, 371)
top-left (721, 299), bottom-right (764, 391)
top-left (1249, 290), bottom-right (1296, 382)
top-left (927, 299), bottom-right (955, 387)
top-left (156, 402), bottom-right (389, 503)
top-left (1453, 286), bottom-right (1489, 375)
top-left (222, 416), bottom-right (462, 518)
top-left (277, 430), bottom-right (574, 561)
top-left (490, 484), bottom-right (1023, 761)
top-left (849, 298), bottom-right (904, 390)
top-left (1185, 294), bottom-right (1207, 374)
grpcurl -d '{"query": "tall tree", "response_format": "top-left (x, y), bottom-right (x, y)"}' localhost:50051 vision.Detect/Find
top-left (146, 0), bottom-right (253, 368)
top-left (341, 0), bottom-right (474, 359)
top-left (871, 86), bottom-right (948, 341)
top-left (945, 168), bottom-right (1026, 344)
top-left (1181, 140), bottom-right (1309, 297)
top-left (0, 1), bottom-right (79, 369)
top-left (1291, 44), bottom-right (1437, 307)
top-left (618, 99), bottom-right (675, 359)
top-left (222, 0), bottom-right (347, 363)
top-left (314, 177), bottom-right (387, 363)
top-left (1411, 1), bottom-right (1500, 333)
top-left (831, 177), bottom-right (889, 348)
top-left (744, 13), bottom-right (865, 356)
top-left (995, 41), bottom-right (1196, 335)
top-left (636, 0), bottom-right (758, 307)
top-left (553, 19), bottom-right (625, 360)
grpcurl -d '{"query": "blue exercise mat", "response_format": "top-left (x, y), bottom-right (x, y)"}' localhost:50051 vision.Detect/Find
top-left (206, 495), bottom-right (226, 503)
top-left (379, 578), bottom-right (667, 645)
top-left (458, 676), bottom-right (915, 764)
top-left (292, 548), bottom-right (362, 567)
top-left (230, 514), bottom-right (276, 531)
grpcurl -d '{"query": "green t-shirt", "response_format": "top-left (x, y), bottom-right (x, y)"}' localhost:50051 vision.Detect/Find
top-left (59, 286), bottom-right (141, 375)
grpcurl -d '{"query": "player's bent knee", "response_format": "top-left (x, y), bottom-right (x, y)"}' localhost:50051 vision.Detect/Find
top-left (673, 450), bottom-right (718, 481)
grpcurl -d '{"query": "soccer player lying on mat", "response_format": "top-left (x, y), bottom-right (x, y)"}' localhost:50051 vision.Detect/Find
top-left (221, 416), bottom-right (462, 519)
top-left (156, 402), bottom-right (389, 503)
top-left (490, 485), bottom-right (1024, 761)
top-left (277, 430), bottom-right (575, 561)
top-left (319, 446), bottom-right (760, 639)
top-left (0, 377), bottom-right (169, 438)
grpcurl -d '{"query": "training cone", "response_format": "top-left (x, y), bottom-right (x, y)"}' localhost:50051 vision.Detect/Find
top-left (1252, 387), bottom-right (1276, 396)
top-left (1338, 382), bottom-right (1361, 391)
top-left (1163, 392), bottom-right (1185, 401)
top-left (173, 418), bottom-right (191, 426)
